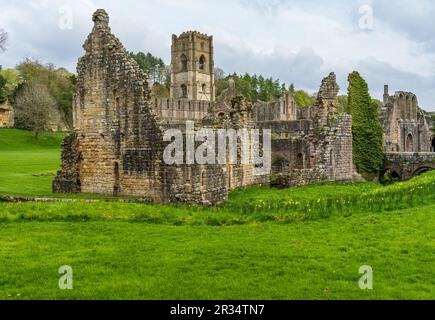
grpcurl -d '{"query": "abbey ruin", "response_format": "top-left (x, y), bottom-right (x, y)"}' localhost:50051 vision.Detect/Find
top-left (381, 85), bottom-right (434, 153)
top-left (53, 9), bottom-right (434, 204)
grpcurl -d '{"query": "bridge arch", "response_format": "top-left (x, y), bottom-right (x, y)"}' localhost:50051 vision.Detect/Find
top-left (413, 166), bottom-right (434, 177)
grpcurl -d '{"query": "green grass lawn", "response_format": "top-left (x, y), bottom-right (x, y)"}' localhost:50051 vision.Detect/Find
top-left (0, 129), bottom-right (67, 196)
top-left (0, 129), bottom-right (434, 300)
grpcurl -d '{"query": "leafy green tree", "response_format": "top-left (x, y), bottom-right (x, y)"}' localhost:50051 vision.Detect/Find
top-left (130, 52), bottom-right (167, 85)
top-left (293, 90), bottom-right (315, 108)
top-left (347, 71), bottom-right (384, 175)
top-left (130, 51), bottom-right (170, 97)
top-left (289, 83), bottom-right (295, 94)
top-left (215, 73), bottom-right (289, 103)
top-left (0, 68), bottom-right (21, 99)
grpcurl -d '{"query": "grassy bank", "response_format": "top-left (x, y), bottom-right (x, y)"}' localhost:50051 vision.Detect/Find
top-left (0, 204), bottom-right (434, 300)
top-left (0, 129), bottom-right (67, 196)
top-left (0, 128), bottom-right (434, 300)
top-left (0, 171), bottom-right (434, 225)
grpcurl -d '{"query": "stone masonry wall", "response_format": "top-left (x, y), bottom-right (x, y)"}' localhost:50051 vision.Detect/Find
top-left (0, 100), bottom-right (14, 128)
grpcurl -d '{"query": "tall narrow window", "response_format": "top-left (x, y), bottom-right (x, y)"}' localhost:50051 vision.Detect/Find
top-left (202, 84), bottom-right (206, 93)
top-left (181, 84), bottom-right (187, 98)
top-left (199, 55), bottom-right (206, 70)
top-left (180, 54), bottom-right (188, 72)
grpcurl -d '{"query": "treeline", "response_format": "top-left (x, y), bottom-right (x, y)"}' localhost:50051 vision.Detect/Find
top-left (216, 73), bottom-right (288, 103)
top-left (129, 51), bottom-right (170, 98)
top-left (128, 52), bottom-right (319, 108)
top-left (129, 52), bottom-right (169, 85)
top-left (215, 72), bottom-right (318, 107)
top-left (0, 59), bottom-right (76, 133)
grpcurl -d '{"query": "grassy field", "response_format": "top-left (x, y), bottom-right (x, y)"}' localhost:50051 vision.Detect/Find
top-left (0, 129), bottom-right (434, 300)
top-left (0, 129), bottom-right (67, 196)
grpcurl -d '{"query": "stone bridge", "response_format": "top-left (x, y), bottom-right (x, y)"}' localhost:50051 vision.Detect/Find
top-left (383, 152), bottom-right (435, 180)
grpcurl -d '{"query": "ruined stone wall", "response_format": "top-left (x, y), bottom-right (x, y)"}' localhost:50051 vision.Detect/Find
top-left (381, 86), bottom-right (433, 153)
top-left (67, 9), bottom-right (164, 199)
top-left (271, 73), bottom-right (354, 187)
top-left (0, 101), bottom-right (14, 128)
top-left (254, 92), bottom-right (297, 122)
top-left (53, 133), bottom-right (82, 193)
top-left (152, 97), bottom-right (210, 123)
top-left (256, 120), bottom-right (312, 138)
top-left (323, 115), bottom-right (353, 181)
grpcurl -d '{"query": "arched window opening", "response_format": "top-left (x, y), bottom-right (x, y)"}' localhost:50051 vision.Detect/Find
top-left (180, 54), bottom-right (188, 72)
top-left (296, 153), bottom-right (304, 170)
top-left (202, 84), bottom-right (206, 93)
top-left (217, 112), bottom-right (226, 121)
top-left (199, 55), bottom-right (206, 71)
top-left (406, 134), bottom-right (414, 152)
top-left (181, 84), bottom-right (187, 98)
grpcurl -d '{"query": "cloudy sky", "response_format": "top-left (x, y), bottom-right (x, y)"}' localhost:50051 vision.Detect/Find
top-left (1, 0), bottom-right (435, 110)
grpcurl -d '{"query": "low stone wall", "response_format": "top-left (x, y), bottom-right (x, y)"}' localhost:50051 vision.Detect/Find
top-left (271, 168), bottom-right (328, 188)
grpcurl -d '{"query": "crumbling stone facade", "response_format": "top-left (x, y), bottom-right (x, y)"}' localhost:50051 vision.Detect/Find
top-left (0, 100), bottom-right (14, 128)
top-left (54, 9), bottom-right (354, 204)
top-left (254, 92), bottom-right (298, 122)
top-left (381, 85), bottom-right (433, 153)
top-left (267, 73), bottom-right (354, 187)
top-left (53, 9), bottom-right (265, 205)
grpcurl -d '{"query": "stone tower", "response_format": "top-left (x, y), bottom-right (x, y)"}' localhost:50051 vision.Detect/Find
top-left (170, 31), bottom-right (215, 102)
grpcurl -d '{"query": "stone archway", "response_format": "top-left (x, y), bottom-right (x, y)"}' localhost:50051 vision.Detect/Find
top-left (406, 134), bottom-right (413, 152)
top-left (413, 167), bottom-right (434, 177)
top-left (432, 137), bottom-right (435, 152)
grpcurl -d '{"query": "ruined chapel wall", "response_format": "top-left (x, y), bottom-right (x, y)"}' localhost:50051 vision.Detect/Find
top-left (59, 9), bottom-right (167, 200)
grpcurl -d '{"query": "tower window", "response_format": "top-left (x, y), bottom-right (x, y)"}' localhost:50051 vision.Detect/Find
top-left (199, 55), bottom-right (206, 71)
top-left (181, 84), bottom-right (187, 98)
top-left (180, 54), bottom-right (188, 72)
top-left (202, 84), bottom-right (206, 92)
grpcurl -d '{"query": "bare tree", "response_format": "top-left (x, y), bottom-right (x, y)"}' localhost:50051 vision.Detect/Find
top-left (15, 83), bottom-right (58, 140)
top-left (0, 29), bottom-right (8, 52)
top-left (214, 67), bottom-right (225, 81)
